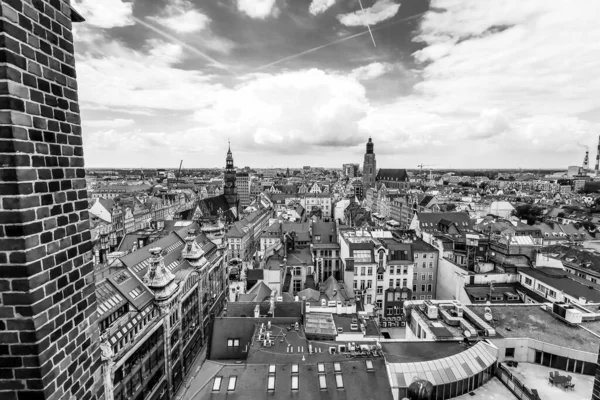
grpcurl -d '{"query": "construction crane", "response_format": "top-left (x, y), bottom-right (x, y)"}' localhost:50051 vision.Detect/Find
top-left (175, 160), bottom-right (183, 189)
top-left (417, 164), bottom-right (435, 183)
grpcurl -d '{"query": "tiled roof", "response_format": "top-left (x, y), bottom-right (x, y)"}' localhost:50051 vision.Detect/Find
top-left (376, 169), bottom-right (409, 182)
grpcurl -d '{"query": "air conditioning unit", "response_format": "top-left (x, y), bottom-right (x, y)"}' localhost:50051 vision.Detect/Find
top-left (424, 303), bottom-right (438, 319)
top-left (565, 308), bottom-right (583, 324)
top-left (454, 304), bottom-right (464, 318)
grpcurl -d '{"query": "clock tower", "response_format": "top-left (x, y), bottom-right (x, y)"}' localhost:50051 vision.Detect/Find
top-left (224, 141), bottom-right (238, 209)
top-left (363, 137), bottom-right (377, 191)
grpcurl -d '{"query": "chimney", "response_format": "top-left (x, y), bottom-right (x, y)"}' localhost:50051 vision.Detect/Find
top-left (584, 150), bottom-right (590, 171)
top-left (596, 136), bottom-right (600, 175)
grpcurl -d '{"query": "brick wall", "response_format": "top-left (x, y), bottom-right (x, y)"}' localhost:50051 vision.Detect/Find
top-left (0, 1), bottom-right (101, 399)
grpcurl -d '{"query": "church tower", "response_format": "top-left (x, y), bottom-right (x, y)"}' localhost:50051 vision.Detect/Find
top-left (224, 141), bottom-right (238, 208)
top-left (363, 137), bottom-right (377, 190)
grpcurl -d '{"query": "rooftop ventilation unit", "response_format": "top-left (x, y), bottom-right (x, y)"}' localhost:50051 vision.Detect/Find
top-left (424, 302), bottom-right (438, 319)
top-left (454, 304), bottom-right (464, 318)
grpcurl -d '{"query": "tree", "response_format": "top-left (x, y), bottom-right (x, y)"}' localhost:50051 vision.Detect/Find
top-left (512, 204), bottom-right (544, 225)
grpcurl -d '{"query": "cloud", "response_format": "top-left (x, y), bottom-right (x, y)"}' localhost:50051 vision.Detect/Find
top-left (84, 119), bottom-right (135, 128)
top-left (74, 32), bottom-right (226, 111)
top-left (309, 0), bottom-right (336, 15)
top-left (148, 0), bottom-right (210, 34)
top-left (237, 0), bottom-right (279, 19)
top-left (350, 62), bottom-right (393, 81)
top-left (337, 0), bottom-right (401, 27)
top-left (461, 109), bottom-right (510, 140)
top-left (72, 0), bottom-right (133, 29)
top-left (193, 69), bottom-right (370, 152)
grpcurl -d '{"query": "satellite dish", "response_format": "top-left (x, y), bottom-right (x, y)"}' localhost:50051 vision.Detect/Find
top-left (484, 313), bottom-right (493, 322)
top-left (484, 307), bottom-right (492, 314)
top-left (464, 330), bottom-right (472, 338)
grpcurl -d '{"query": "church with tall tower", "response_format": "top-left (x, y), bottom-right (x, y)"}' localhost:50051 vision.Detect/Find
top-left (224, 141), bottom-right (238, 210)
top-left (362, 137), bottom-right (377, 191)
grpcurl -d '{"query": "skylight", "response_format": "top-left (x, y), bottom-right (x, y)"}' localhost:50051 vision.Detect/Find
top-left (269, 364), bottom-right (276, 373)
top-left (267, 375), bottom-right (275, 391)
top-left (333, 362), bottom-right (341, 372)
top-left (291, 375), bottom-right (299, 390)
top-left (318, 374), bottom-right (327, 389)
top-left (228, 376), bottom-right (237, 391)
top-left (129, 287), bottom-right (142, 299)
top-left (291, 364), bottom-right (299, 373)
top-left (366, 360), bottom-right (374, 371)
top-left (212, 376), bottom-right (222, 391)
top-left (335, 374), bottom-right (344, 389)
top-left (317, 363), bottom-right (325, 373)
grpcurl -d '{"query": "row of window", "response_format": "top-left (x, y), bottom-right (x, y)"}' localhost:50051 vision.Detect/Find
top-left (357, 266), bottom-right (410, 276)
top-left (413, 272), bottom-right (435, 281)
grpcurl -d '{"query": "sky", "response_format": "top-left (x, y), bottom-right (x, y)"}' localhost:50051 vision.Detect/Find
top-left (73, 0), bottom-right (600, 169)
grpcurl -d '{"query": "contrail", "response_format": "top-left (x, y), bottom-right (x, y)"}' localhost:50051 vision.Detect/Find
top-left (131, 16), bottom-right (234, 74)
top-left (256, 11), bottom-right (427, 70)
top-left (358, 0), bottom-right (376, 47)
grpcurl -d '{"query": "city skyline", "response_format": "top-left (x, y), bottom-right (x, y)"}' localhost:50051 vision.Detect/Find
top-left (75, 0), bottom-right (600, 168)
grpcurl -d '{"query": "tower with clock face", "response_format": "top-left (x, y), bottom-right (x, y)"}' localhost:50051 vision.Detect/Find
top-left (224, 142), bottom-right (238, 209)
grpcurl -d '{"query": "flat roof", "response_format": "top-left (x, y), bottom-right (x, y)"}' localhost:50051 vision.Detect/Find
top-left (521, 267), bottom-right (600, 303)
top-left (470, 305), bottom-right (600, 353)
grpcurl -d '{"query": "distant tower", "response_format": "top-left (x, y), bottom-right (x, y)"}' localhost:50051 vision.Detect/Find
top-left (595, 136), bottom-right (600, 174)
top-left (224, 141), bottom-right (238, 208)
top-left (584, 150), bottom-right (590, 171)
top-left (363, 137), bottom-right (377, 191)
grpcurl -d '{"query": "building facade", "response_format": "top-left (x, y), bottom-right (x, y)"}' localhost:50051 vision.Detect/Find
top-left (237, 172), bottom-right (250, 208)
top-left (223, 143), bottom-right (238, 210)
top-left (411, 239), bottom-right (440, 300)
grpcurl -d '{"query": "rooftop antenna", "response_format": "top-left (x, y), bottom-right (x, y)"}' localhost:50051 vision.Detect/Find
top-left (358, 0), bottom-right (377, 47)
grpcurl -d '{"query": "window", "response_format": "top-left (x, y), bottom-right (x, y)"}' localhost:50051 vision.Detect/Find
top-left (227, 338), bottom-right (240, 347)
top-left (353, 280), bottom-right (357, 289)
top-left (403, 266), bottom-right (408, 274)
top-left (267, 376), bottom-right (275, 391)
top-left (389, 267), bottom-right (394, 275)
top-left (292, 364), bottom-right (299, 373)
top-left (376, 299), bottom-right (382, 309)
top-left (269, 364), bottom-right (276, 374)
top-left (421, 273), bottom-right (426, 281)
top-left (354, 250), bottom-right (371, 262)
top-left (415, 253), bottom-right (419, 259)
top-left (377, 286), bottom-right (383, 294)
top-left (389, 279), bottom-right (393, 287)
top-left (366, 294), bottom-right (372, 304)
top-left (505, 348), bottom-right (515, 358)
top-left (212, 377), bottom-right (222, 391)
top-left (421, 285), bottom-right (426, 292)
top-left (548, 289), bottom-right (556, 298)
top-left (228, 376), bottom-right (237, 391)
top-left (361, 267), bottom-right (365, 275)
top-left (413, 272), bottom-right (417, 280)
top-left (524, 277), bottom-right (532, 286)
top-left (430, 253), bottom-right (435, 258)
top-left (291, 375), bottom-right (299, 390)
top-left (335, 374), bottom-right (344, 389)
top-left (420, 295), bottom-right (425, 300)
top-left (367, 267), bottom-right (373, 276)
top-left (429, 262), bottom-right (433, 268)
top-left (412, 285), bottom-right (417, 292)
top-left (396, 266), bottom-right (401, 275)
top-left (412, 296), bottom-right (417, 300)
top-left (396, 279), bottom-right (401, 287)
top-left (318, 374), bottom-right (327, 390)
top-left (334, 362), bottom-right (341, 372)
top-left (427, 284), bottom-right (432, 292)
top-left (366, 360), bottom-right (374, 371)
top-left (428, 273), bottom-right (433, 281)
top-left (317, 363), bottom-right (325, 373)
top-left (377, 273), bottom-right (383, 281)
top-left (402, 279), bottom-right (407, 288)
top-left (426, 295), bottom-right (432, 299)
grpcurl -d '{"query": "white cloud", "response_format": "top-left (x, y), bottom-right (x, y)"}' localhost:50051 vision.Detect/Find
top-left (74, 33), bottom-right (225, 111)
top-left (84, 119), bottom-right (135, 128)
top-left (350, 62), bottom-right (393, 81)
top-left (148, 0), bottom-right (210, 34)
top-left (237, 0), bottom-right (279, 19)
top-left (193, 69), bottom-right (369, 152)
top-left (72, 0), bottom-right (133, 29)
top-left (309, 0), bottom-right (336, 15)
top-left (337, 0), bottom-right (400, 27)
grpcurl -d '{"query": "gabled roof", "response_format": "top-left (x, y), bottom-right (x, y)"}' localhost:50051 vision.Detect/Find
top-left (417, 212), bottom-right (471, 232)
top-left (376, 169), bottom-right (409, 182)
top-left (245, 281), bottom-right (273, 302)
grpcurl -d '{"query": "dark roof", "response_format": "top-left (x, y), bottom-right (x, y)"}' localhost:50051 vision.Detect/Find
top-left (246, 269), bottom-right (264, 281)
top-left (209, 318), bottom-right (257, 360)
top-left (312, 222), bottom-right (336, 244)
top-left (376, 169), bottom-right (409, 182)
top-left (417, 212), bottom-right (471, 232)
top-left (196, 194), bottom-right (238, 222)
top-left (226, 302), bottom-right (302, 318)
top-left (193, 358), bottom-right (393, 400)
top-left (410, 238), bottom-right (438, 253)
top-left (382, 341), bottom-right (466, 363)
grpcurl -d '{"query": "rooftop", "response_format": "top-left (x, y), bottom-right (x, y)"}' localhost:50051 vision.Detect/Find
top-left (469, 304), bottom-right (600, 353)
top-left (521, 267), bottom-right (600, 303)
